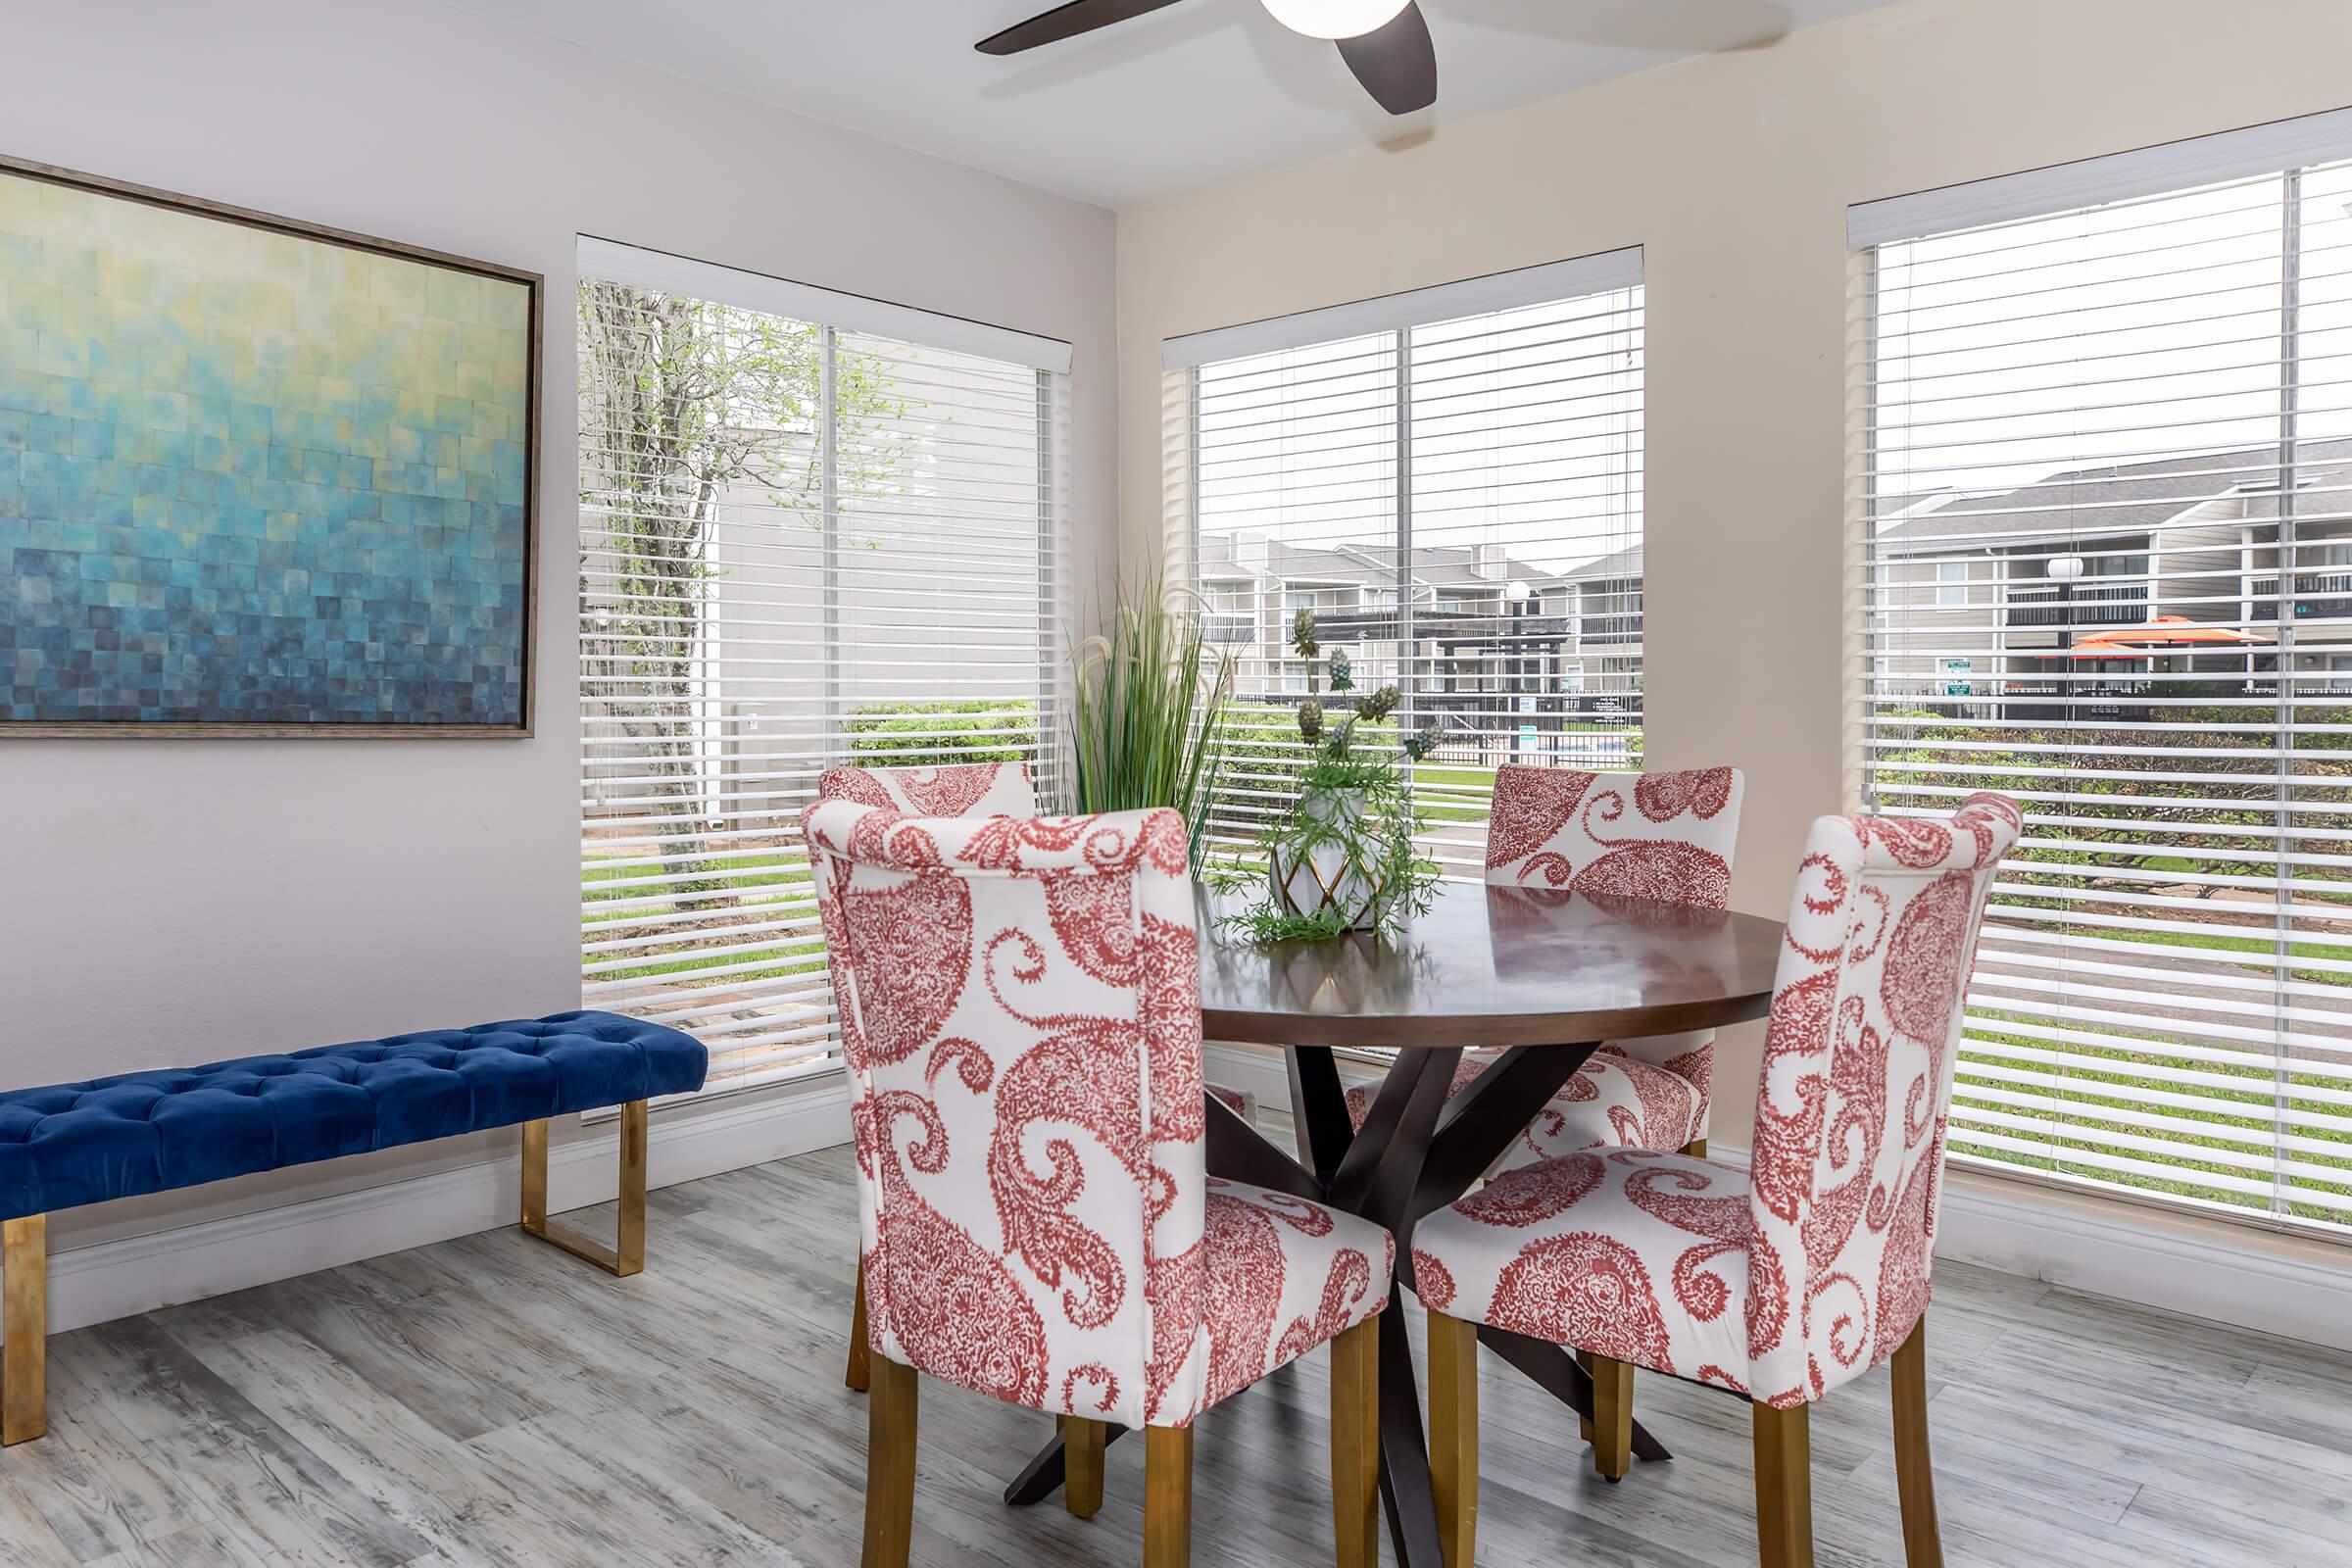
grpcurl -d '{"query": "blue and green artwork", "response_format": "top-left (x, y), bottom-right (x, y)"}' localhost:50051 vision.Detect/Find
top-left (0, 167), bottom-right (535, 730)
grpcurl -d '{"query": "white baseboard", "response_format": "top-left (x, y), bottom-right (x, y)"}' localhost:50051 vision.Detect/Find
top-left (1205, 1040), bottom-right (1389, 1105)
top-left (1208, 1043), bottom-right (2352, 1354)
top-left (38, 1075), bottom-right (852, 1338)
top-left (1928, 1169), bottom-right (2352, 1354)
top-left (1203, 1040), bottom-right (1307, 1122)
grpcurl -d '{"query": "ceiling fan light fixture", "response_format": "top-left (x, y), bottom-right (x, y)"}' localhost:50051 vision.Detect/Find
top-left (1258, 0), bottom-right (1413, 40)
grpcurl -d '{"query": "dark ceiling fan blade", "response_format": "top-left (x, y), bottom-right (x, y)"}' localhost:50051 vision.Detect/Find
top-left (976, 0), bottom-right (1192, 55)
top-left (1335, 1), bottom-right (1437, 115)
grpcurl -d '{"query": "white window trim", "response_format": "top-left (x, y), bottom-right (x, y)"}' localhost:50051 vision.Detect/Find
top-left (578, 238), bottom-right (1071, 1094)
top-left (1161, 246), bottom-right (1642, 370)
top-left (576, 233), bottom-right (1073, 375)
top-left (1849, 105), bottom-right (2352, 248)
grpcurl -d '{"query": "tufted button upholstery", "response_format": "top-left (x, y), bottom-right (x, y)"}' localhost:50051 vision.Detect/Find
top-left (0, 1010), bottom-right (706, 1223)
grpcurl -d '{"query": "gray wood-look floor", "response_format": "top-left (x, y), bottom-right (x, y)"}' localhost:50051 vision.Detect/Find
top-left (4, 1141), bottom-right (2350, 1568)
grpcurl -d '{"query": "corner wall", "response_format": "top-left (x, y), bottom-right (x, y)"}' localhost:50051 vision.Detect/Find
top-left (0, 0), bottom-right (1116, 1267)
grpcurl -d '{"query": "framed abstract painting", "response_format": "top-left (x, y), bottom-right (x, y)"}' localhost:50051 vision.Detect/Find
top-left (0, 156), bottom-right (538, 737)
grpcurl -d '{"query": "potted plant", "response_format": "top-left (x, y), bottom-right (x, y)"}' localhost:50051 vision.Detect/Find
top-left (1067, 569), bottom-right (1231, 861)
top-left (1216, 609), bottom-right (1440, 941)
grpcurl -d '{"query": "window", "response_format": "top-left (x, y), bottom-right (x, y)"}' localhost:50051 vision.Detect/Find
top-left (1164, 250), bottom-right (1644, 874)
top-left (577, 239), bottom-right (1070, 1092)
top-left (1936, 560), bottom-right (1970, 609)
top-left (1854, 115), bottom-right (2352, 1235)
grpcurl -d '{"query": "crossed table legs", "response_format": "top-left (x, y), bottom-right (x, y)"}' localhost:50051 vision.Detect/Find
top-left (1000, 1042), bottom-right (1671, 1567)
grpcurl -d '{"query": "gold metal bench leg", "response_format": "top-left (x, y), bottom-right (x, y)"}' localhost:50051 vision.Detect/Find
top-left (3, 1214), bottom-right (46, 1446)
top-left (520, 1101), bottom-right (648, 1277)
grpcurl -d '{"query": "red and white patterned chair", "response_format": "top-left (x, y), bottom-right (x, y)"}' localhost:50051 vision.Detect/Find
top-left (1411, 793), bottom-right (2022, 1568)
top-left (820, 761), bottom-right (1259, 1398)
top-left (804, 800), bottom-right (1394, 1568)
top-left (1343, 766), bottom-right (1744, 1167)
top-left (818, 759), bottom-right (1039, 817)
top-left (820, 760), bottom-right (1036, 1395)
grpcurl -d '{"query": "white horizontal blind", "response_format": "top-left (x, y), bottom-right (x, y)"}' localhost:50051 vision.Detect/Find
top-left (580, 246), bottom-right (1069, 1091)
top-left (1166, 259), bottom-right (1643, 875)
top-left (1859, 154), bottom-right (2352, 1235)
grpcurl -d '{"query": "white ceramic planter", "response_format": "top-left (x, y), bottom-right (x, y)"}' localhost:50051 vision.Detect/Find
top-left (1268, 787), bottom-right (1392, 931)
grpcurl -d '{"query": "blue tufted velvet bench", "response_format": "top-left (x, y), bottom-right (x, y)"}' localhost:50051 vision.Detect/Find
top-left (0, 1009), bottom-right (705, 1446)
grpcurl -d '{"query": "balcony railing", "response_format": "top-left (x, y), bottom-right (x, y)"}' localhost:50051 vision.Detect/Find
top-left (2252, 571), bottom-right (2352, 621)
top-left (1202, 612), bottom-right (1255, 645)
top-left (2002, 582), bottom-right (2148, 630)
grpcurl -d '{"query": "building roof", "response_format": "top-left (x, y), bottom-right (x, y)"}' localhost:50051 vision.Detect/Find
top-left (1875, 437), bottom-right (2352, 553)
top-left (1558, 541), bottom-right (1643, 583)
top-left (1197, 529), bottom-right (1633, 591)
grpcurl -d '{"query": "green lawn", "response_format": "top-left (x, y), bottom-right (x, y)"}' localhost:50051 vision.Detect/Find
top-left (1960, 910), bottom-right (2352, 1226)
top-left (1952, 1017), bottom-right (2352, 1226)
top-left (1412, 763), bottom-right (1496, 825)
top-left (582, 845), bottom-right (821, 986)
top-left (2105, 924), bottom-right (2352, 987)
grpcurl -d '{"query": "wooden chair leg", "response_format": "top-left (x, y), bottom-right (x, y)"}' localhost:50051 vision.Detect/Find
top-left (1591, 1353), bottom-right (1634, 1483)
top-left (1145, 1424), bottom-right (1194, 1568)
top-left (846, 1256), bottom-right (872, 1393)
top-left (1427, 1309), bottom-right (1479, 1568)
top-left (1330, 1317), bottom-right (1379, 1568)
top-left (1061, 1414), bottom-right (1108, 1520)
top-left (1891, 1317), bottom-right (1943, 1567)
top-left (1753, 1399), bottom-right (1816, 1568)
top-left (2, 1214), bottom-right (45, 1446)
top-left (861, 1356), bottom-right (918, 1568)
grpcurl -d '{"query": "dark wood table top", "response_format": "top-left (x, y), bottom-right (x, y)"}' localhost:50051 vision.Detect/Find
top-left (1197, 878), bottom-right (1785, 1050)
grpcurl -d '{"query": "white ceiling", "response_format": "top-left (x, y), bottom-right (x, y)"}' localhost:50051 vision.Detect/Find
top-left (452, 0), bottom-right (1899, 209)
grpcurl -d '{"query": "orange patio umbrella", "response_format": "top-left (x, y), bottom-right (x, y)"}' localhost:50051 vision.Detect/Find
top-left (2064, 615), bottom-right (2277, 650)
top-left (2028, 615), bottom-right (2278, 660)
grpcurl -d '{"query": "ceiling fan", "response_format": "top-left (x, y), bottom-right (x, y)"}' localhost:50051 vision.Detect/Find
top-left (977, 0), bottom-right (1439, 116)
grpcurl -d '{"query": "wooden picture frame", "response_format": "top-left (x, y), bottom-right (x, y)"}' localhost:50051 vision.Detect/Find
top-left (0, 154), bottom-right (540, 738)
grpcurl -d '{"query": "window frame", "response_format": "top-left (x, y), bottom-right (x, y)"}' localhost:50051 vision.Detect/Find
top-left (576, 240), bottom-right (1073, 1099)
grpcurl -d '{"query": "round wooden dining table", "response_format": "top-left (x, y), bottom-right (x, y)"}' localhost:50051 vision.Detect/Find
top-left (1003, 877), bottom-right (1787, 1568)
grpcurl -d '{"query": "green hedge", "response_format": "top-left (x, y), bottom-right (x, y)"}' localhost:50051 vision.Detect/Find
top-left (845, 700), bottom-right (1038, 763)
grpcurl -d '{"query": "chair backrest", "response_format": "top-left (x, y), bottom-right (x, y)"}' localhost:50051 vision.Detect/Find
top-left (817, 760), bottom-right (1038, 817)
top-left (1483, 765), bottom-right (1744, 900)
top-left (803, 800), bottom-right (1212, 1430)
top-left (1743, 792), bottom-right (2023, 1407)
top-left (1484, 765), bottom-right (1745, 1119)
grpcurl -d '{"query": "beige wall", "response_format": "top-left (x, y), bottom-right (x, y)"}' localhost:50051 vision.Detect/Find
top-left (1117, 0), bottom-right (2352, 1143)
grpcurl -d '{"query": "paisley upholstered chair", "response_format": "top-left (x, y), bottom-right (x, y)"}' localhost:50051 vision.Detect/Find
top-left (1344, 766), bottom-right (1745, 1166)
top-left (804, 801), bottom-right (1395, 1568)
top-left (1410, 793), bottom-right (2022, 1568)
top-left (820, 760), bottom-right (1037, 1395)
top-left (817, 759), bottom-right (1039, 818)
top-left (824, 761), bottom-right (1257, 1398)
